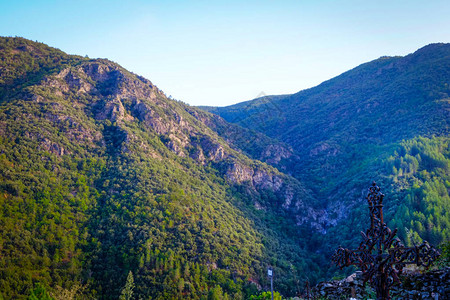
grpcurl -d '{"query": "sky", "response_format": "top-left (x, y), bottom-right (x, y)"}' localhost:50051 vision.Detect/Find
top-left (1, 0), bottom-right (450, 106)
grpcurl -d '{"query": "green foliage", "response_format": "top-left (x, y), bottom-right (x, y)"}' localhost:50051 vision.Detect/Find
top-left (249, 291), bottom-right (283, 300)
top-left (28, 283), bottom-right (53, 300)
top-left (387, 137), bottom-right (450, 246)
top-left (363, 285), bottom-right (376, 300)
top-left (436, 240), bottom-right (450, 268)
top-left (119, 271), bottom-right (135, 300)
top-left (0, 37), bottom-right (86, 100)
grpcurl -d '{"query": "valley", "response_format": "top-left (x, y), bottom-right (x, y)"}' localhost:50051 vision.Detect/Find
top-left (0, 37), bottom-right (448, 299)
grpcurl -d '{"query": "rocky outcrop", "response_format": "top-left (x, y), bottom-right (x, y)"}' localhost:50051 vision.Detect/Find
top-left (309, 142), bottom-right (339, 157)
top-left (186, 107), bottom-right (297, 168)
top-left (95, 97), bottom-right (127, 122)
top-left (39, 138), bottom-right (65, 156)
top-left (224, 160), bottom-right (320, 223)
top-left (189, 135), bottom-right (226, 163)
top-left (198, 135), bottom-right (225, 161)
top-left (260, 144), bottom-right (293, 165)
top-left (82, 62), bottom-right (117, 83)
top-left (225, 162), bottom-right (254, 184)
top-left (225, 161), bottom-right (287, 194)
top-left (132, 101), bottom-right (171, 134)
top-left (44, 67), bottom-right (94, 95)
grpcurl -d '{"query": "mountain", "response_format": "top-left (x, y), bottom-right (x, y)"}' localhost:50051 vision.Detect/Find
top-left (0, 37), bottom-right (325, 299)
top-left (202, 44), bottom-right (450, 254)
top-left (1, 37), bottom-right (449, 299)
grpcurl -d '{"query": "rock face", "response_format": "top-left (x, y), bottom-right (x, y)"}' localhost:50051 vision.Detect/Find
top-left (311, 268), bottom-right (450, 300)
top-left (225, 162), bottom-right (254, 184)
top-left (260, 143), bottom-right (294, 165)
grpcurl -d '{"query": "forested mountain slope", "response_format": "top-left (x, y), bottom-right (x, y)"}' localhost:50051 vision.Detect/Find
top-left (1, 37), bottom-right (448, 299)
top-left (0, 37), bottom-right (325, 299)
top-left (202, 44), bottom-right (450, 255)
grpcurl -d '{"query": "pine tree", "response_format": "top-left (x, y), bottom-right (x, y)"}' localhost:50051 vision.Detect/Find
top-left (119, 271), bottom-right (135, 300)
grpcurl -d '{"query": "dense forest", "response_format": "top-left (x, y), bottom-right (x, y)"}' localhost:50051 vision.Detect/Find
top-left (0, 37), bottom-right (449, 299)
top-left (385, 136), bottom-right (450, 245)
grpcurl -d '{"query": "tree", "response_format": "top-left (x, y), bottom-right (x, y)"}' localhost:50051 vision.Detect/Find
top-left (208, 285), bottom-right (228, 300)
top-left (119, 271), bottom-right (135, 300)
top-left (249, 291), bottom-right (283, 300)
top-left (28, 283), bottom-right (52, 300)
top-left (50, 283), bottom-right (85, 300)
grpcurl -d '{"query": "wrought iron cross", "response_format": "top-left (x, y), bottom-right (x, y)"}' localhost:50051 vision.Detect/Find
top-left (332, 182), bottom-right (440, 300)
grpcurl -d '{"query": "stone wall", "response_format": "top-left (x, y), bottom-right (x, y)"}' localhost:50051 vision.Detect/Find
top-left (311, 267), bottom-right (449, 299)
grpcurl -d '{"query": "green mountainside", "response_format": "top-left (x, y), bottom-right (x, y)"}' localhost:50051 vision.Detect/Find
top-left (202, 44), bottom-right (450, 254)
top-left (0, 37), bottom-right (325, 299)
top-left (1, 37), bottom-right (449, 299)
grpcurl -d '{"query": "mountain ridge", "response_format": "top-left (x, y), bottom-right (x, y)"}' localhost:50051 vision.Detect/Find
top-left (202, 42), bottom-right (450, 188)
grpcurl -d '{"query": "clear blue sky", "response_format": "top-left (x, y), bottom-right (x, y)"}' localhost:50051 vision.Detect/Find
top-left (1, 0), bottom-right (449, 106)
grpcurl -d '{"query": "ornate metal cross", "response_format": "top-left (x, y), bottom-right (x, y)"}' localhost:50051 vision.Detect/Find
top-left (332, 182), bottom-right (440, 300)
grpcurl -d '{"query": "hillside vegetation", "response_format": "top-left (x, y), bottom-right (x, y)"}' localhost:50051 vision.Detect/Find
top-left (202, 44), bottom-right (450, 259)
top-left (0, 37), bottom-right (324, 299)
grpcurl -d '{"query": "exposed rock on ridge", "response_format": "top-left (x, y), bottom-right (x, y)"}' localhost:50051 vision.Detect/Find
top-left (22, 54), bottom-right (321, 229)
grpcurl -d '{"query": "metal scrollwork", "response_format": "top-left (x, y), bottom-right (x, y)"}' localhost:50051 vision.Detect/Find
top-left (331, 182), bottom-right (440, 300)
